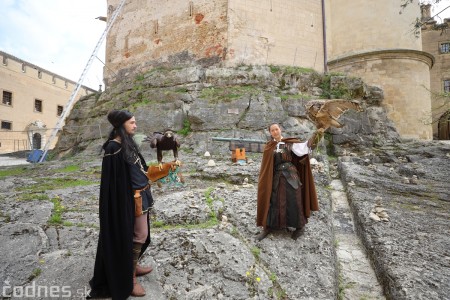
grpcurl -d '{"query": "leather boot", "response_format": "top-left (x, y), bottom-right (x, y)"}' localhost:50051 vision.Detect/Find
top-left (131, 243), bottom-right (146, 297)
top-left (256, 229), bottom-right (270, 241)
top-left (291, 228), bottom-right (304, 240)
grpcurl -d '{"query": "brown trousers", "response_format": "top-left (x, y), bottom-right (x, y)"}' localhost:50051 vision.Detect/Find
top-left (133, 212), bottom-right (148, 244)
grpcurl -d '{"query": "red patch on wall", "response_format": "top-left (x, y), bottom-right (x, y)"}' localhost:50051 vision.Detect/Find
top-left (205, 44), bottom-right (223, 57)
top-left (194, 13), bottom-right (204, 24)
top-left (124, 52), bottom-right (131, 58)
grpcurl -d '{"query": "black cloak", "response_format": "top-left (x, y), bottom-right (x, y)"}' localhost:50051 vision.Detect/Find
top-left (88, 141), bottom-right (150, 299)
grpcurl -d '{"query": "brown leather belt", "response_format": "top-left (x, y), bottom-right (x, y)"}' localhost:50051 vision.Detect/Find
top-left (133, 184), bottom-right (150, 217)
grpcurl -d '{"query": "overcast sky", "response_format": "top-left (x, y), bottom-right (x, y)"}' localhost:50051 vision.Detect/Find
top-left (0, 1), bottom-right (449, 91)
top-left (431, 0), bottom-right (450, 21)
top-left (0, 0), bottom-right (107, 90)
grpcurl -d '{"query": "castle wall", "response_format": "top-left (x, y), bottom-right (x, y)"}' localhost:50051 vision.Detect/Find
top-left (327, 0), bottom-right (422, 59)
top-left (103, 0), bottom-right (437, 141)
top-left (105, 0), bottom-right (229, 84)
top-left (226, 0), bottom-right (324, 71)
top-left (421, 20), bottom-right (450, 138)
top-left (329, 51), bottom-right (433, 140)
top-left (105, 0), bottom-right (325, 84)
top-left (0, 52), bottom-right (94, 153)
top-left (327, 0), bottom-right (433, 140)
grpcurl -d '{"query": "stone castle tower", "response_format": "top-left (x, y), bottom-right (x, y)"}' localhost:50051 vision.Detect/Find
top-left (104, 0), bottom-right (433, 140)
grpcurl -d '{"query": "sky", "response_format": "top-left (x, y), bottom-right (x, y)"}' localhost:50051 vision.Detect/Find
top-left (0, 1), bottom-right (449, 91)
top-left (431, 0), bottom-right (450, 21)
top-left (0, 0), bottom-right (107, 90)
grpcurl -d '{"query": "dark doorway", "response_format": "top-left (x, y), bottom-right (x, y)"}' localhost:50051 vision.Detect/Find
top-left (438, 111), bottom-right (450, 140)
top-left (32, 133), bottom-right (42, 149)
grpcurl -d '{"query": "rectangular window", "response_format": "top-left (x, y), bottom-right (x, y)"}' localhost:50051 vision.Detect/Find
top-left (38, 70), bottom-right (42, 79)
top-left (2, 56), bottom-right (7, 66)
top-left (444, 80), bottom-right (450, 93)
top-left (440, 42), bottom-right (450, 54)
top-left (57, 105), bottom-right (63, 116)
top-left (1, 121), bottom-right (12, 130)
top-left (22, 63), bottom-right (26, 73)
top-left (34, 99), bottom-right (43, 112)
top-left (2, 91), bottom-right (12, 106)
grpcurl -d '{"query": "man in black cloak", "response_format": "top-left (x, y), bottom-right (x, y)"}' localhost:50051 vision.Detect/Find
top-left (88, 110), bottom-right (153, 299)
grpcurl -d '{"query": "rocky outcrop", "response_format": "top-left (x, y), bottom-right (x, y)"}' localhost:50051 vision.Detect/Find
top-left (1, 139), bottom-right (449, 299)
top-left (336, 141), bottom-right (450, 300)
top-left (55, 65), bottom-right (397, 158)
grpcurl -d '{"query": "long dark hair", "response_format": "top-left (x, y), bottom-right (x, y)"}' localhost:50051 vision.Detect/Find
top-left (102, 127), bottom-right (139, 159)
top-left (102, 110), bottom-right (139, 160)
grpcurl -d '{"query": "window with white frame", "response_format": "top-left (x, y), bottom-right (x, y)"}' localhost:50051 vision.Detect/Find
top-left (444, 80), bottom-right (450, 93)
top-left (440, 42), bottom-right (450, 54)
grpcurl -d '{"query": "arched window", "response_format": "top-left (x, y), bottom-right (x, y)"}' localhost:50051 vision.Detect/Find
top-left (32, 133), bottom-right (42, 149)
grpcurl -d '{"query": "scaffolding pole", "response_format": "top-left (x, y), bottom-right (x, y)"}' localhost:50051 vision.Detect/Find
top-left (39, 0), bottom-right (127, 162)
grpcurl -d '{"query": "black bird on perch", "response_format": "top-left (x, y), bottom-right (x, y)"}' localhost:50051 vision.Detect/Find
top-left (144, 130), bottom-right (181, 170)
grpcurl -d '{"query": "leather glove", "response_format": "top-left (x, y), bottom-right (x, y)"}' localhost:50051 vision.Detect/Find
top-left (308, 128), bottom-right (325, 149)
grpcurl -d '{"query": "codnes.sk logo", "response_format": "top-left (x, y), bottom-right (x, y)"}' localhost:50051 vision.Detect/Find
top-left (2, 280), bottom-right (89, 298)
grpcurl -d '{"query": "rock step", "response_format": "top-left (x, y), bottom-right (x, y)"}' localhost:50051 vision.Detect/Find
top-left (330, 179), bottom-right (385, 300)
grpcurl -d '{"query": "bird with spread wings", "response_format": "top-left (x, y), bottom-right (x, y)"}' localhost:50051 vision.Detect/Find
top-left (305, 99), bottom-right (364, 131)
top-left (304, 99), bottom-right (364, 146)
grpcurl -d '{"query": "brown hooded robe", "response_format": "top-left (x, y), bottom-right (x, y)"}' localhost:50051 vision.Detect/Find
top-left (256, 137), bottom-right (319, 228)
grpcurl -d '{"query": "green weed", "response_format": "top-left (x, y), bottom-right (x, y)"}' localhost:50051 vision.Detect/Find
top-left (177, 119), bottom-right (192, 136)
top-left (0, 167), bottom-right (27, 178)
top-left (251, 246), bottom-right (261, 260)
top-left (48, 196), bottom-right (66, 225)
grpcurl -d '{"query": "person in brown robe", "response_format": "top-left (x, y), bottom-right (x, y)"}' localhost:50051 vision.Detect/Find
top-left (256, 123), bottom-right (322, 240)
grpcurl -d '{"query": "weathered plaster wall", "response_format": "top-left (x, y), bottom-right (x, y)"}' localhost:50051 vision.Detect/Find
top-left (105, 0), bottom-right (229, 84)
top-left (226, 0), bottom-right (324, 71)
top-left (327, 0), bottom-right (433, 140)
top-left (329, 51), bottom-right (433, 140)
top-left (105, 0), bottom-right (325, 84)
top-left (326, 0), bottom-right (422, 60)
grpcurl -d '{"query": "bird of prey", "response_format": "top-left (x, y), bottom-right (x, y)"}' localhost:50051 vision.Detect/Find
top-left (144, 130), bottom-right (181, 169)
top-left (305, 99), bottom-right (364, 130)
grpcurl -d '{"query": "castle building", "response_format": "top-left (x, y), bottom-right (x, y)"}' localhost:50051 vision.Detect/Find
top-left (103, 0), bottom-right (442, 140)
top-left (421, 4), bottom-right (450, 140)
top-left (0, 51), bottom-right (96, 153)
